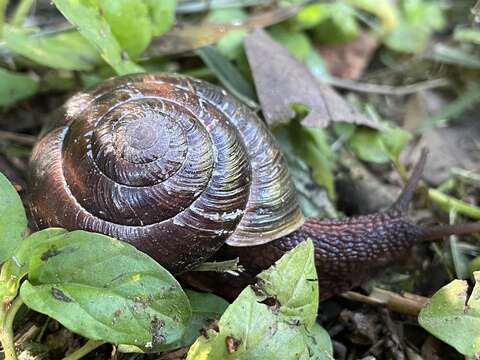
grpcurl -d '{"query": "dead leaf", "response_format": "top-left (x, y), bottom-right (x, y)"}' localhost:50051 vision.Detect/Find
top-left (145, 3), bottom-right (304, 57)
top-left (409, 116), bottom-right (480, 185)
top-left (317, 32), bottom-right (379, 80)
top-left (244, 29), bottom-right (379, 129)
top-left (339, 309), bottom-right (378, 345)
top-left (403, 93), bottom-right (429, 131)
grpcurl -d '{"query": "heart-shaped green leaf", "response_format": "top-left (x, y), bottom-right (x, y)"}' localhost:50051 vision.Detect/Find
top-left (120, 290), bottom-right (229, 353)
top-left (20, 230), bottom-right (190, 351)
top-left (0, 228), bottom-right (67, 301)
top-left (419, 271), bottom-right (480, 356)
top-left (256, 237), bottom-right (319, 329)
top-left (187, 240), bottom-right (332, 360)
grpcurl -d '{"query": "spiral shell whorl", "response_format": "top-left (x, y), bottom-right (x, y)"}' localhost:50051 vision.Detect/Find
top-left (28, 74), bottom-right (303, 272)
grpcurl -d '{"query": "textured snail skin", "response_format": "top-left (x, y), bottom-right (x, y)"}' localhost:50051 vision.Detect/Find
top-left (181, 211), bottom-right (420, 300)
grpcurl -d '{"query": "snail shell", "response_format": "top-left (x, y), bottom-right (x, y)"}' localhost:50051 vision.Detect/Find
top-left (28, 73), bottom-right (304, 272)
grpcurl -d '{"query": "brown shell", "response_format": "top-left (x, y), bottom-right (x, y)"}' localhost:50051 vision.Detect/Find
top-left (28, 73), bottom-right (304, 273)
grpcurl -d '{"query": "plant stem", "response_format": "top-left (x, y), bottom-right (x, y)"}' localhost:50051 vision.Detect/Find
top-left (0, 297), bottom-right (23, 360)
top-left (428, 188), bottom-right (480, 220)
top-left (193, 258), bottom-right (244, 274)
top-left (62, 339), bottom-right (105, 360)
top-left (0, 328), bottom-right (17, 360)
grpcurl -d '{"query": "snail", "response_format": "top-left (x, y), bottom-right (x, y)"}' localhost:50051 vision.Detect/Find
top-left (28, 73), bottom-right (480, 300)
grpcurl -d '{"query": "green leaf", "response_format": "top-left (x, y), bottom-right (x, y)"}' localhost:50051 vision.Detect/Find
top-left (380, 126), bottom-right (413, 163)
top-left (144, 0), bottom-right (176, 36)
top-left (187, 290), bottom-right (310, 360)
top-left (313, 3), bottom-right (359, 44)
top-left (348, 127), bottom-right (389, 163)
top-left (0, 171), bottom-right (27, 263)
top-left (207, 7), bottom-right (246, 23)
top-left (345, 0), bottom-right (397, 33)
top-left (52, 0), bottom-right (144, 75)
top-left (159, 290), bottom-right (229, 351)
top-left (385, 0), bottom-right (445, 53)
top-left (19, 230), bottom-right (190, 351)
top-left (187, 240), bottom-right (331, 360)
top-left (291, 3), bottom-right (331, 30)
top-left (274, 126), bottom-right (336, 218)
top-left (269, 26), bottom-right (313, 61)
top-left (99, 0), bottom-right (152, 59)
top-left (454, 27), bottom-right (480, 45)
top-left (469, 257), bottom-right (480, 275)
top-left (293, 0), bottom-right (396, 34)
top-left (0, 228), bottom-right (67, 301)
top-left (256, 239), bottom-right (319, 330)
top-left (288, 122), bottom-right (335, 199)
top-left (216, 30), bottom-right (247, 60)
top-left (418, 272), bottom-right (480, 356)
top-left (13, 228), bottom-right (69, 272)
top-left (0, 68), bottom-right (38, 107)
top-left (119, 290), bottom-right (229, 353)
top-left (347, 125), bottom-right (412, 164)
top-left (302, 323), bottom-right (334, 359)
top-left (4, 26), bottom-right (101, 70)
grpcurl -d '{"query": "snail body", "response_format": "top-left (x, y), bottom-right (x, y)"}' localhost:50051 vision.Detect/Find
top-left (28, 74), bottom-right (480, 300)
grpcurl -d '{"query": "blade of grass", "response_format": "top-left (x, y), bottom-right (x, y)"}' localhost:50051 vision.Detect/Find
top-left (195, 45), bottom-right (257, 107)
top-left (0, 0), bottom-right (7, 39)
top-left (11, 0), bottom-right (34, 26)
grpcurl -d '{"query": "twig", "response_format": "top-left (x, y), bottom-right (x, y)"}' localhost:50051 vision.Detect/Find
top-left (0, 130), bottom-right (36, 146)
top-left (14, 323), bottom-right (39, 346)
top-left (156, 347), bottom-right (188, 359)
top-left (35, 317), bottom-right (50, 342)
top-left (428, 188), bottom-right (480, 219)
top-left (473, 0), bottom-right (480, 22)
top-left (326, 77), bottom-right (450, 96)
top-left (342, 288), bottom-right (429, 316)
top-left (193, 258), bottom-right (244, 275)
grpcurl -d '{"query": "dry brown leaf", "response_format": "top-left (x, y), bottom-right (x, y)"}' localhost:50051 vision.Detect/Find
top-left (409, 117), bottom-right (480, 185)
top-left (244, 29), bottom-right (379, 129)
top-left (317, 32), bottom-right (379, 80)
top-left (145, 4), bottom-right (304, 57)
